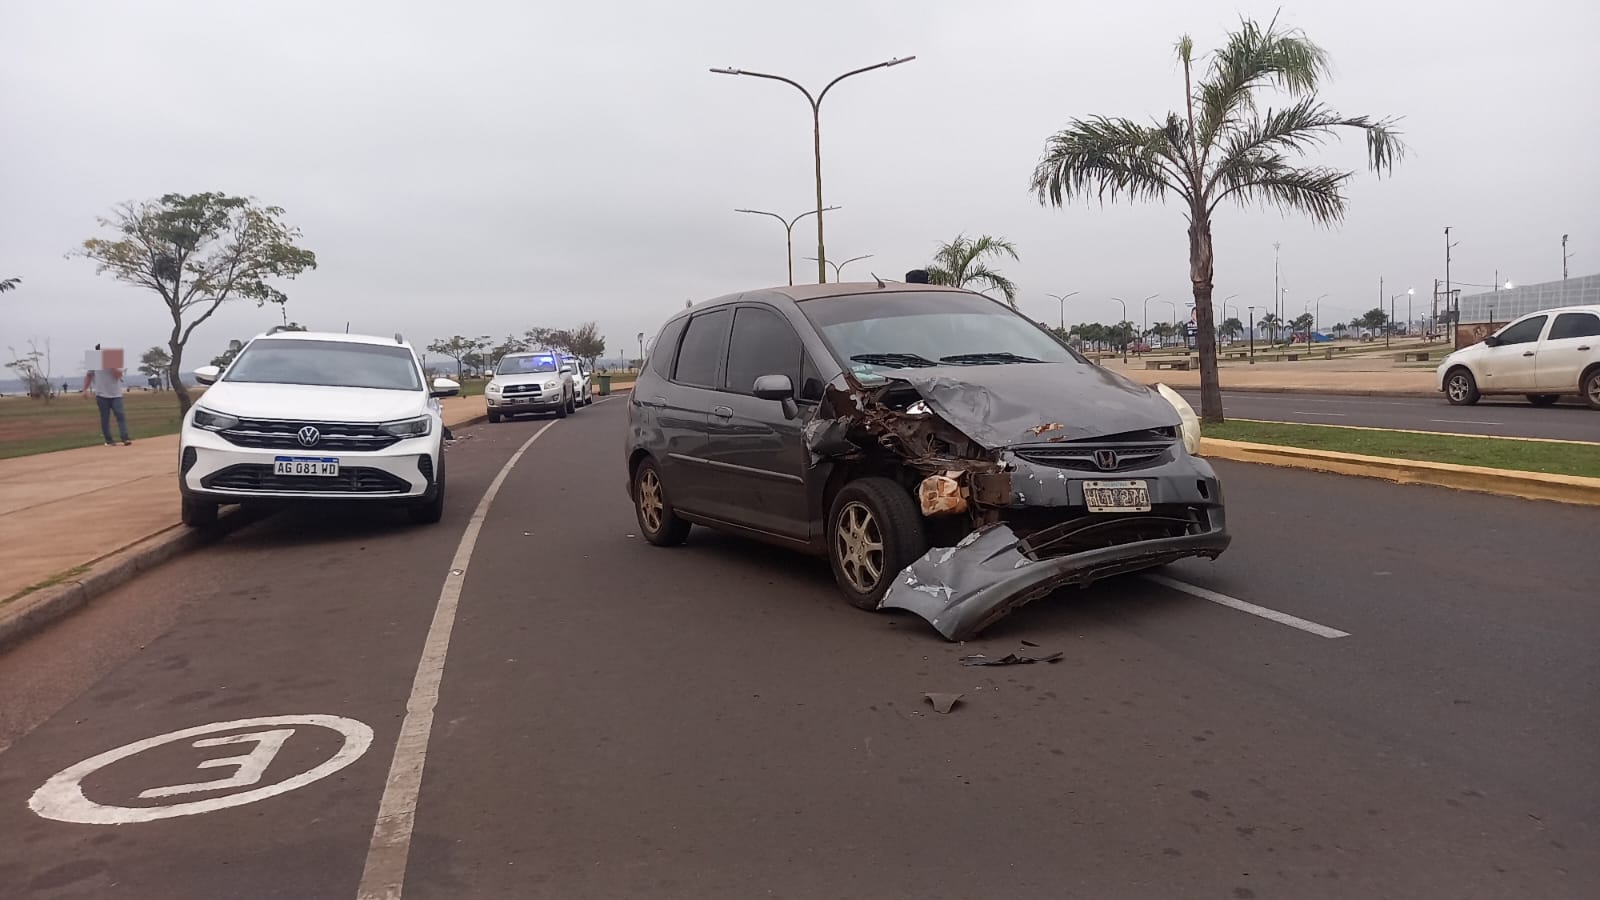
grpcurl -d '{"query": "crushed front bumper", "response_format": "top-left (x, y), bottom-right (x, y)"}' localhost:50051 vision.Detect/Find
top-left (880, 453), bottom-right (1229, 641)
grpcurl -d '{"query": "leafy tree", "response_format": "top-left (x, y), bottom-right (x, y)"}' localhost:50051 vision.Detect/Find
top-left (427, 336), bottom-right (481, 379)
top-left (1291, 312), bottom-right (1315, 343)
top-left (1219, 317), bottom-right (1244, 340)
top-left (1029, 15), bottom-right (1404, 422)
top-left (1360, 307), bottom-right (1389, 333)
top-left (489, 334), bottom-right (527, 368)
top-left (138, 346), bottom-right (172, 388)
top-left (73, 192), bottom-right (317, 412)
top-left (565, 321), bottom-right (606, 366)
top-left (924, 234), bottom-right (1020, 306)
top-left (210, 341), bottom-right (244, 369)
top-left (0, 277), bottom-right (20, 294)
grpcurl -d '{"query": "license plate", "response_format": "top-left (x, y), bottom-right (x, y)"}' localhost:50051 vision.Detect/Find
top-left (274, 456), bottom-right (339, 477)
top-left (1083, 479), bottom-right (1151, 513)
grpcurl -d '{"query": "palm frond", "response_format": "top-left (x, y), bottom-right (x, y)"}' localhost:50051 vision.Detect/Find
top-left (963, 264), bottom-right (1018, 306)
top-left (0, 277), bottom-right (20, 294)
top-left (968, 234), bottom-right (1019, 263)
top-left (1195, 16), bottom-right (1331, 152)
top-left (1212, 155), bottom-right (1350, 225)
top-left (1030, 116), bottom-right (1192, 207)
top-left (1206, 98), bottom-right (1406, 196)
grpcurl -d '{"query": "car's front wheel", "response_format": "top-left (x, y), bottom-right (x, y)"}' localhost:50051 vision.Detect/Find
top-left (1526, 394), bottom-right (1560, 406)
top-left (1445, 368), bottom-right (1480, 406)
top-left (409, 455), bottom-right (446, 524)
top-left (827, 478), bottom-right (927, 611)
top-left (487, 410), bottom-right (501, 423)
top-left (634, 458), bottom-right (690, 546)
top-left (181, 497), bottom-right (218, 528)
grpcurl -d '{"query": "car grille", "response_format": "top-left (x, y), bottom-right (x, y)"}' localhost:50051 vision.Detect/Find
top-left (202, 464), bottom-right (410, 494)
top-left (218, 418), bottom-right (399, 451)
top-left (501, 384), bottom-right (544, 395)
top-left (1011, 443), bottom-right (1172, 472)
top-left (1018, 506), bottom-right (1210, 560)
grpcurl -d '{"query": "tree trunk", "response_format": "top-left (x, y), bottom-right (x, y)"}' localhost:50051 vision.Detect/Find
top-left (168, 326), bottom-right (194, 414)
top-left (1188, 212), bottom-right (1224, 424)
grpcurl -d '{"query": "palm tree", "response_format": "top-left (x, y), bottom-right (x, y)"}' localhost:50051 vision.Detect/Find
top-left (1258, 311), bottom-right (1283, 343)
top-left (1220, 317), bottom-right (1244, 341)
top-left (925, 234), bottom-right (1020, 306)
top-left (1029, 16), bottom-right (1404, 422)
top-left (0, 277), bottom-right (19, 294)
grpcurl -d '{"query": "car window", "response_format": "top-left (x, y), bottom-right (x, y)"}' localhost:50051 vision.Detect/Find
top-left (1549, 312), bottom-right (1600, 340)
top-left (497, 354), bottom-right (558, 375)
top-left (648, 318), bottom-right (687, 378)
top-left (724, 307), bottom-right (803, 396)
top-left (1495, 315), bottom-right (1547, 346)
top-left (224, 340), bottom-right (422, 391)
top-left (801, 290), bottom-right (1082, 374)
top-left (673, 309), bottom-right (732, 388)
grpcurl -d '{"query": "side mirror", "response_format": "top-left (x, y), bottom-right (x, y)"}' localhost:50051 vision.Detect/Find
top-left (193, 365), bottom-right (221, 385)
top-left (430, 377), bottom-right (461, 398)
top-left (1482, 335), bottom-right (1502, 347)
top-left (753, 374), bottom-right (798, 420)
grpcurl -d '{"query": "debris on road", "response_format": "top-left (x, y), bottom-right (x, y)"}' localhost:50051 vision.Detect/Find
top-left (958, 651), bottom-right (1063, 666)
top-left (924, 692), bottom-right (964, 714)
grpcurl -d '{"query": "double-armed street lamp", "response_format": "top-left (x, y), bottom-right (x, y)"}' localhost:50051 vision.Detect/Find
top-left (736, 206), bottom-right (840, 285)
top-left (713, 57), bottom-right (916, 284)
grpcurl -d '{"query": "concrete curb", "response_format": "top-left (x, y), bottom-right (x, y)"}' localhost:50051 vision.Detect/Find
top-left (1197, 386), bottom-right (1439, 399)
top-left (1200, 438), bottom-right (1600, 507)
top-left (0, 506), bottom-right (264, 652)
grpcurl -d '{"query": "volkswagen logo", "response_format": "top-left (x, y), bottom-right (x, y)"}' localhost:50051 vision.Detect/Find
top-left (296, 426), bottom-right (321, 447)
top-left (1093, 449), bottom-right (1119, 471)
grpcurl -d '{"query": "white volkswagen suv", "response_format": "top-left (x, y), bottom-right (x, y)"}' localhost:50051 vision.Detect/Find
top-left (1438, 305), bottom-right (1600, 408)
top-left (179, 330), bottom-right (460, 527)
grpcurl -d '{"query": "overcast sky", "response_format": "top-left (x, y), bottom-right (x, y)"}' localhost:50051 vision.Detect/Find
top-left (4, 0), bottom-right (1597, 373)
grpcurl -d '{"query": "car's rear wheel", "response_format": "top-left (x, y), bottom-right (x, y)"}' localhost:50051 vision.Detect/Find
top-left (634, 458), bottom-right (690, 546)
top-left (181, 497), bottom-right (218, 528)
top-left (1526, 394), bottom-right (1560, 406)
top-left (827, 477), bottom-right (927, 611)
top-left (1445, 368), bottom-right (1480, 406)
top-left (409, 454), bottom-right (446, 524)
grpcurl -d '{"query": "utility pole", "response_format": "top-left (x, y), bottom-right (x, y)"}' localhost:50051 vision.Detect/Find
top-left (1381, 275), bottom-right (1387, 348)
top-left (1273, 242), bottom-right (1281, 326)
top-left (1563, 234), bottom-right (1571, 280)
top-left (1247, 305), bottom-right (1255, 364)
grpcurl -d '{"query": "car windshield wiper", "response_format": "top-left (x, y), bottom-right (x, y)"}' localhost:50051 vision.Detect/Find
top-left (938, 352), bottom-right (1046, 365)
top-left (850, 352), bottom-right (940, 368)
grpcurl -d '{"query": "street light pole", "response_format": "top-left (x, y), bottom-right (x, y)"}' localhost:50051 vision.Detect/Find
top-left (713, 57), bottom-right (916, 284)
top-left (1247, 305), bottom-right (1255, 364)
top-left (805, 254), bottom-right (873, 282)
top-left (736, 206), bottom-right (840, 285)
top-left (1046, 291), bottom-right (1079, 331)
top-left (1562, 233), bottom-right (1570, 280)
top-left (1108, 296), bottom-right (1131, 363)
top-left (1141, 293), bottom-right (1160, 354)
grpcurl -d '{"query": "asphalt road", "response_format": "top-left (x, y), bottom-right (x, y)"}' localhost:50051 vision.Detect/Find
top-left (1, 396), bottom-right (1596, 899)
top-left (1179, 389), bottom-right (1600, 441)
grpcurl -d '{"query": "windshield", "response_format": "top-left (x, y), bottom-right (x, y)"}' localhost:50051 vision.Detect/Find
top-left (497, 354), bottom-right (559, 375)
top-left (800, 291), bottom-right (1082, 373)
top-left (223, 340), bottom-right (422, 390)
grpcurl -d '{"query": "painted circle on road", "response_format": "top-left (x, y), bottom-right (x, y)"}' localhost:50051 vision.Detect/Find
top-left (28, 714), bottom-right (374, 825)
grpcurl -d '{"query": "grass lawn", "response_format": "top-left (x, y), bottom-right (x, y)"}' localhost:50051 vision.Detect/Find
top-left (1207, 420), bottom-right (1600, 479)
top-left (0, 391), bottom-right (189, 459)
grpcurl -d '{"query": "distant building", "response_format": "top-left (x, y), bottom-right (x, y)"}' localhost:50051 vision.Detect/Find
top-left (1458, 273), bottom-right (1600, 324)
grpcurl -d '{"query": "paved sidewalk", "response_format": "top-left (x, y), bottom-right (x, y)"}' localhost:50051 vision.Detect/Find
top-left (0, 396), bottom-right (488, 603)
top-left (1105, 356), bottom-right (1437, 393)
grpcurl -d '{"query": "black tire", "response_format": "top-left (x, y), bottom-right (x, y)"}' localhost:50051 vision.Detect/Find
top-left (1526, 394), bottom-right (1560, 407)
top-left (487, 410), bottom-right (501, 423)
top-left (633, 458), bottom-right (690, 546)
top-left (1444, 368), bottom-right (1480, 406)
top-left (181, 497), bottom-right (218, 528)
top-left (555, 395), bottom-right (569, 419)
top-left (1582, 367), bottom-right (1600, 410)
top-left (827, 477), bottom-right (927, 611)
top-left (409, 454), bottom-right (445, 524)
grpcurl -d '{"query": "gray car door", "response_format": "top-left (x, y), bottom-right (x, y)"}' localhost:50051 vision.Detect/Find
top-left (700, 305), bottom-right (812, 539)
top-left (654, 308), bottom-right (732, 516)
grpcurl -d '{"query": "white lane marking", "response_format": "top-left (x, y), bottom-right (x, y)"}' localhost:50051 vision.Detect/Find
top-left (1143, 574), bottom-right (1350, 639)
top-left (1289, 411), bottom-right (1347, 417)
top-left (29, 715), bottom-right (373, 825)
top-left (356, 420), bottom-right (556, 900)
top-left (1428, 419), bottom-right (1503, 426)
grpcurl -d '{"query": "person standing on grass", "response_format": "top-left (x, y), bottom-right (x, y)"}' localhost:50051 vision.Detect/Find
top-left (81, 346), bottom-right (131, 446)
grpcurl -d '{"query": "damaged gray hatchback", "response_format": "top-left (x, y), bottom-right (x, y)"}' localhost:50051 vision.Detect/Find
top-left (624, 283), bottom-right (1229, 640)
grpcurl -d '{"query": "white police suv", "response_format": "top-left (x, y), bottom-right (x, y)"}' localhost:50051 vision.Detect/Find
top-left (178, 329), bottom-right (460, 527)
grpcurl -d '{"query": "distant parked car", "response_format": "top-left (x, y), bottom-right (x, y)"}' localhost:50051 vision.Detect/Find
top-left (1437, 305), bottom-right (1600, 408)
top-left (485, 351), bottom-right (577, 422)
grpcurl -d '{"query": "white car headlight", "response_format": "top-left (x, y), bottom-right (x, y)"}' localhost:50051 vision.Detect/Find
top-left (543, 379), bottom-right (559, 389)
top-left (486, 383), bottom-right (501, 394)
top-left (1154, 383), bottom-right (1201, 455)
top-left (192, 407), bottom-right (240, 431)
top-left (380, 415), bottom-right (432, 438)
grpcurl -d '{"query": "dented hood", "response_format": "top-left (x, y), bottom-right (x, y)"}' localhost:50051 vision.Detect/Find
top-left (887, 363), bottom-right (1181, 449)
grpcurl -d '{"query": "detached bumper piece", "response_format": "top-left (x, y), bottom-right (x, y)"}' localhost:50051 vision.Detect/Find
top-left (879, 512), bottom-right (1230, 641)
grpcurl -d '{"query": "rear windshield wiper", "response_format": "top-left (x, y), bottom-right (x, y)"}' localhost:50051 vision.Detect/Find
top-left (938, 352), bottom-right (1045, 365)
top-left (850, 352), bottom-right (939, 368)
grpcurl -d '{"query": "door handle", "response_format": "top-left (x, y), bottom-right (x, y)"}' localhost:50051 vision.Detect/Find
top-left (711, 406), bottom-right (734, 419)
top-left (643, 396), bottom-right (666, 408)
top-left (1522, 351), bottom-right (1535, 357)
top-left (1579, 346), bottom-right (1592, 351)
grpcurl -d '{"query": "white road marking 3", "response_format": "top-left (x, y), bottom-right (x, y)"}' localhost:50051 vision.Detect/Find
top-left (1143, 574), bottom-right (1350, 639)
top-left (28, 715), bottom-right (373, 825)
top-left (1289, 411), bottom-right (1347, 416)
top-left (356, 420), bottom-right (557, 900)
top-left (1429, 419), bottom-right (1503, 426)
